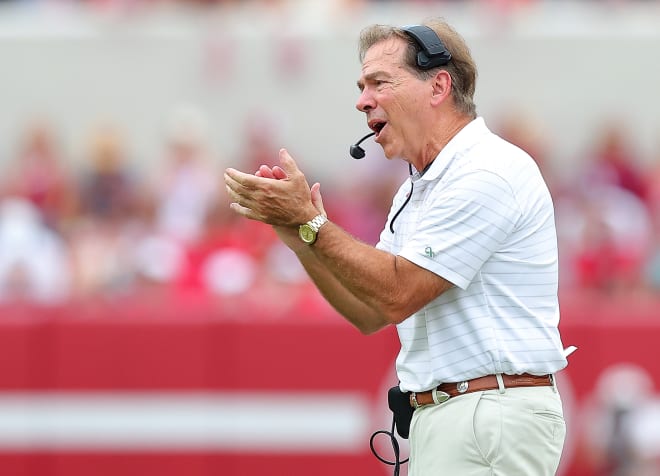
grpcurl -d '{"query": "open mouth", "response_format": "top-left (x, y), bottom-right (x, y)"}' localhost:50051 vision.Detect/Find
top-left (369, 120), bottom-right (387, 138)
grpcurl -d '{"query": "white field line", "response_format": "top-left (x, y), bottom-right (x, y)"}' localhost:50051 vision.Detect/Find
top-left (0, 392), bottom-right (369, 453)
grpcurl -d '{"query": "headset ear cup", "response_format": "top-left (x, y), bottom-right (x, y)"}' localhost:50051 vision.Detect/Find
top-left (416, 49), bottom-right (451, 70)
top-left (402, 24), bottom-right (452, 70)
top-left (417, 51), bottom-right (431, 69)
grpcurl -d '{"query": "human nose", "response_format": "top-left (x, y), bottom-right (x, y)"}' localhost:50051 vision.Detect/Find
top-left (355, 88), bottom-right (375, 112)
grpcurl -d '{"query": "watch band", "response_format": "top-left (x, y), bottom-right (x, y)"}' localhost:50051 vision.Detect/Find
top-left (307, 214), bottom-right (328, 232)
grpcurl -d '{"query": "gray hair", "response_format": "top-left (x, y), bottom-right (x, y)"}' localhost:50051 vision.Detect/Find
top-left (358, 19), bottom-right (478, 117)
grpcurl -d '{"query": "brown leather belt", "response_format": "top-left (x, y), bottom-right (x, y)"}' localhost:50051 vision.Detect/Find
top-left (409, 373), bottom-right (553, 408)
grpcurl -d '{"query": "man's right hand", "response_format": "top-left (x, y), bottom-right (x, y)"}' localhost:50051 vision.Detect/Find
top-left (254, 164), bottom-right (326, 252)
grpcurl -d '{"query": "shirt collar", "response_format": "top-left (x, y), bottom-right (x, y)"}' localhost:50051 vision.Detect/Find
top-left (416, 117), bottom-right (489, 182)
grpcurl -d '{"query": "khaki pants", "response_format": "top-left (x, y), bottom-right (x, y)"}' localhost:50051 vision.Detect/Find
top-left (409, 385), bottom-right (566, 476)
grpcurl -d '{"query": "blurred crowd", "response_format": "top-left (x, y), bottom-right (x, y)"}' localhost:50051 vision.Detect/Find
top-left (1, 107), bottom-right (659, 309)
top-left (0, 108), bottom-right (402, 314)
top-left (498, 114), bottom-right (660, 300)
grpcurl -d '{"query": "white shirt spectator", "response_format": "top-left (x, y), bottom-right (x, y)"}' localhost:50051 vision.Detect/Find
top-left (0, 198), bottom-right (71, 304)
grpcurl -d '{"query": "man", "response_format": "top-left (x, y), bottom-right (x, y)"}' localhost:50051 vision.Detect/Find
top-left (224, 18), bottom-right (568, 476)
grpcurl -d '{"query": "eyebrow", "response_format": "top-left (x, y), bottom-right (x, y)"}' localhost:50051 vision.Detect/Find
top-left (357, 70), bottom-right (391, 90)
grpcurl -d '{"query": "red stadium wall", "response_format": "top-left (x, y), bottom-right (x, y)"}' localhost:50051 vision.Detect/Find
top-left (0, 294), bottom-right (659, 476)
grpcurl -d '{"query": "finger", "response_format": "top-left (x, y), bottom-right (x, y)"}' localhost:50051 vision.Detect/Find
top-left (310, 182), bottom-right (327, 217)
top-left (257, 165), bottom-right (276, 179)
top-left (224, 174), bottom-right (256, 209)
top-left (272, 166), bottom-right (288, 180)
top-left (224, 170), bottom-right (245, 192)
top-left (224, 170), bottom-right (261, 206)
top-left (223, 172), bottom-right (243, 198)
top-left (225, 168), bottom-right (263, 190)
top-left (229, 202), bottom-right (260, 221)
top-left (225, 168), bottom-right (248, 184)
top-left (225, 184), bottom-right (244, 206)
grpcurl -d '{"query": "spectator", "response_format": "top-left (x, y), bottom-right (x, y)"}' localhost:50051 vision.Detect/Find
top-left (578, 364), bottom-right (660, 476)
top-left (641, 148), bottom-right (660, 293)
top-left (0, 198), bottom-right (71, 304)
top-left (580, 122), bottom-right (647, 200)
top-left (76, 123), bottom-right (140, 222)
top-left (67, 123), bottom-right (145, 297)
top-left (2, 120), bottom-right (76, 231)
top-left (557, 185), bottom-right (652, 294)
top-left (150, 104), bottom-right (219, 246)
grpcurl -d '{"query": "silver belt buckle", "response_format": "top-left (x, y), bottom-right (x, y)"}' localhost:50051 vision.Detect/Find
top-left (457, 381), bottom-right (469, 393)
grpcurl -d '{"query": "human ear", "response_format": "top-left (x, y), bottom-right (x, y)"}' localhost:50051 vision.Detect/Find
top-left (430, 70), bottom-right (452, 106)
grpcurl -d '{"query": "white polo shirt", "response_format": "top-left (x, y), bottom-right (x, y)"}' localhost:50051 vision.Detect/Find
top-left (376, 117), bottom-right (568, 393)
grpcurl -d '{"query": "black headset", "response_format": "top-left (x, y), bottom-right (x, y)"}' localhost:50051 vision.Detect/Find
top-left (401, 25), bottom-right (452, 70)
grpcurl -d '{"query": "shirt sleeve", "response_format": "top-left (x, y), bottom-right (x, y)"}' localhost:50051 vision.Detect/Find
top-left (398, 169), bottom-right (521, 289)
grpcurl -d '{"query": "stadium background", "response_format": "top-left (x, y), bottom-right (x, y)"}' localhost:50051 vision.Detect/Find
top-left (1, 0), bottom-right (659, 475)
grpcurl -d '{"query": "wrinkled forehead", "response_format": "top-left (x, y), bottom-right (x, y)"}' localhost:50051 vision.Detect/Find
top-left (361, 37), bottom-right (407, 69)
top-left (357, 39), bottom-right (413, 91)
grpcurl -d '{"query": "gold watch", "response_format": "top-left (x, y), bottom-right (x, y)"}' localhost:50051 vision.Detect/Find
top-left (298, 215), bottom-right (328, 245)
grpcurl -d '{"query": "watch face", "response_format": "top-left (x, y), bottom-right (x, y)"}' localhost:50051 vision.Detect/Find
top-left (299, 224), bottom-right (317, 244)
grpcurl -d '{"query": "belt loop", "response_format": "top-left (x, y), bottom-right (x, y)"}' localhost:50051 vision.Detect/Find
top-left (410, 392), bottom-right (420, 409)
top-left (550, 374), bottom-right (557, 393)
top-left (495, 373), bottom-right (505, 394)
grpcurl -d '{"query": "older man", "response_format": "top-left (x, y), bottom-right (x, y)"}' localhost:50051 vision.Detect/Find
top-left (225, 18), bottom-right (568, 475)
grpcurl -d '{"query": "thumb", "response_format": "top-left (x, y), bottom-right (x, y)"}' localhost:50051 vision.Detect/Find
top-left (278, 148), bottom-right (300, 176)
top-left (310, 182), bottom-right (327, 217)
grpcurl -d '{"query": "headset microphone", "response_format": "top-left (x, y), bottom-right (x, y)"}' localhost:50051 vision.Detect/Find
top-left (349, 132), bottom-right (376, 159)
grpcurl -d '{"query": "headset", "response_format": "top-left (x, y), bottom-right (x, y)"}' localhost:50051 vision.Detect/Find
top-left (349, 24), bottom-right (451, 159)
top-left (401, 24), bottom-right (452, 71)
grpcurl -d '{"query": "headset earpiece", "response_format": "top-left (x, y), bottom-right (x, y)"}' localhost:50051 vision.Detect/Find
top-left (402, 25), bottom-right (452, 70)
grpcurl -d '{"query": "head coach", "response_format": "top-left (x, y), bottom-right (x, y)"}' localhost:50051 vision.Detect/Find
top-left (224, 17), bottom-right (570, 476)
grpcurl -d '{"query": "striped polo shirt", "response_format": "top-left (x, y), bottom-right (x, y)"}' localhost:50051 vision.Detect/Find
top-left (376, 117), bottom-right (568, 393)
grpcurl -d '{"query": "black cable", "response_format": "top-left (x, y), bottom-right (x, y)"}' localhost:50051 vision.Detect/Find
top-left (389, 164), bottom-right (414, 233)
top-left (369, 414), bottom-right (409, 476)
